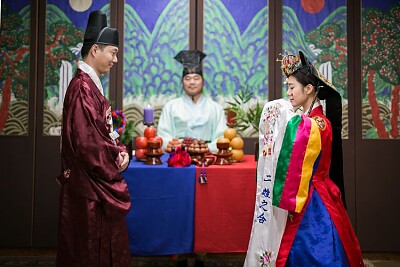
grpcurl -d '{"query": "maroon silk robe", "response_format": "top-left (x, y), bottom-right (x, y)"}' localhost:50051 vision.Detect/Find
top-left (56, 69), bottom-right (131, 267)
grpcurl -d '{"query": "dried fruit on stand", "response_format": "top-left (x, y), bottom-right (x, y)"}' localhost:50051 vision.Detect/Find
top-left (165, 138), bottom-right (182, 153)
top-left (187, 139), bottom-right (209, 154)
top-left (182, 137), bottom-right (195, 147)
top-left (222, 127), bottom-right (245, 162)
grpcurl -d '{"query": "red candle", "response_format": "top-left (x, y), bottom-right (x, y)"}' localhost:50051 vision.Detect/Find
top-left (227, 110), bottom-right (236, 124)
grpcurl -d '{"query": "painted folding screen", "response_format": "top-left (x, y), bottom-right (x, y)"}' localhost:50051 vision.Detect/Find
top-left (282, 0), bottom-right (348, 138)
top-left (122, 0), bottom-right (190, 137)
top-left (43, 0), bottom-right (110, 136)
top-left (203, 0), bottom-right (269, 137)
top-left (0, 0), bottom-right (30, 135)
top-left (361, 0), bottom-right (400, 139)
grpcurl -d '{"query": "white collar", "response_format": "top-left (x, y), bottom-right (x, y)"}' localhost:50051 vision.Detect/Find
top-left (304, 100), bottom-right (321, 115)
top-left (78, 61), bottom-right (104, 95)
top-left (182, 92), bottom-right (204, 105)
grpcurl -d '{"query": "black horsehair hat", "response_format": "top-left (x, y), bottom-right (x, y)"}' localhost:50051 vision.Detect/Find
top-left (174, 50), bottom-right (207, 78)
top-left (84, 10), bottom-right (118, 47)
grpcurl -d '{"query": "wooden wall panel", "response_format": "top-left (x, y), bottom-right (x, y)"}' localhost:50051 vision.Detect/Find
top-left (356, 141), bottom-right (400, 251)
top-left (0, 138), bottom-right (34, 246)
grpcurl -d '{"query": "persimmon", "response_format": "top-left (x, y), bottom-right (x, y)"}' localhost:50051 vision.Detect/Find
top-left (223, 127), bottom-right (237, 140)
top-left (230, 136), bottom-right (244, 149)
top-left (231, 149), bottom-right (244, 161)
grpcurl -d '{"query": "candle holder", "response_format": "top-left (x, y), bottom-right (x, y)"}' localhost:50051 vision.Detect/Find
top-left (143, 121), bottom-right (154, 127)
top-left (213, 142), bottom-right (232, 165)
top-left (144, 141), bottom-right (164, 165)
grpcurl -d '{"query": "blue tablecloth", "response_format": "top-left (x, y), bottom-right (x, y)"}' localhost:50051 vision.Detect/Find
top-left (123, 154), bottom-right (196, 256)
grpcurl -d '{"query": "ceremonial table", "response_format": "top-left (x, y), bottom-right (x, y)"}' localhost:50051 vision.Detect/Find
top-left (124, 154), bottom-right (196, 256)
top-left (194, 155), bottom-right (257, 253)
top-left (123, 154), bottom-right (257, 256)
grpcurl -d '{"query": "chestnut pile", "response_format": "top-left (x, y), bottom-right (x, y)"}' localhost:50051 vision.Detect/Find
top-left (186, 138), bottom-right (209, 154)
top-left (165, 138), bottom-right (182, 153)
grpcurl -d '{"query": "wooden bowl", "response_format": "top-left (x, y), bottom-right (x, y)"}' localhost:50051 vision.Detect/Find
top-left (147, 140), bottom-right (161, 149)
top-left (217, 142), bottom-right (230, 150)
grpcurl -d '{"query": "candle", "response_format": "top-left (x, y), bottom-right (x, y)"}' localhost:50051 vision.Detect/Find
top-left (144, 106), bottom-right (154, 124)
top-left (226, 109), bottom-right (236, 124)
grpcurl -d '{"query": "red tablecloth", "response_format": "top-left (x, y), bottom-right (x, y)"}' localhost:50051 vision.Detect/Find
top-left (194, 155), bottom-right (257, 253)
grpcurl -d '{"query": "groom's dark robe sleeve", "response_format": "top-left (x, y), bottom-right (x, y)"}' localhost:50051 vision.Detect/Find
top-left (61, 70), bottom-right (130, 216)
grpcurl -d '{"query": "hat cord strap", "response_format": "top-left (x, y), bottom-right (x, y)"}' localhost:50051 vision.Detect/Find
top-left (95, 27), bottom-right (107, 43)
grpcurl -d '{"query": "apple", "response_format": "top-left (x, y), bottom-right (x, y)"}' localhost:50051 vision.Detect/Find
top-left (135, 136), bottom-right (148, 149)
top-left (144, 126), bottom-right (157, 139)
top-left (149, 136), bottom-right (163, 147)
top-left (134, 148), bottom-right (147, 161)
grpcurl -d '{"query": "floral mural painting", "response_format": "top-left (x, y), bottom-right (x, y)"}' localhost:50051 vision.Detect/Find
top-left (362, 1), bottom-right (400, 139)
top-left (43, 0), bottom-right (109, 135)
top-left (0, 2), bottom-right (30, 135)
top-left (0, 1), bottom-right (109, 136)
top-left (3, 1), bottom-right (397, 138)
top-left (282, 0), bottom-right (400, 140)
top-left (282, 0), bottom-right (349, 138)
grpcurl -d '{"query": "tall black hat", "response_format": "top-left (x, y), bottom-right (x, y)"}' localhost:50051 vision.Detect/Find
top-left (83, 10), bottom-right (118, 47)
top-left (174, 50), bottom-right (206, 78)
top-left (279, 50), bottom-right (346, 206)
top-left (297, 51), bottom-right (339, 99)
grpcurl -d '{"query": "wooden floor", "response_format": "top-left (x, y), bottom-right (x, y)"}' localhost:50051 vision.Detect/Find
top-left (0, 248), bottom-right (399, 267)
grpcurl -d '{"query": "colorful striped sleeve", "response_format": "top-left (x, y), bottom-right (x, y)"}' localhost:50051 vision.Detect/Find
top-left (272, 114), bottom-right (321, 212)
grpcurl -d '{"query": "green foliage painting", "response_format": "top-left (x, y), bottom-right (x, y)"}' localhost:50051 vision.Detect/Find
top-left (282, 0), bottom-right (400, 139)
top-left (361, 3), bottom-right (400, 139)
top-left (122, 0), bottom-right (190, 137)
top-left (123, 0), bottom-right (268, 137)
top-left (282, 1), bottom-right (349, 138)
top-left (123, 1), bottom-right (189, 100)
top-left (203, 0), bottom-right (268, 99)
top-left (0, 2), bottom-right (110, 135)
top-left (43, 4), bottom-right (109, 135)
top-left (0, 3), bottom-right (30, 135)
top-left (123, 0), bottom-right (268, 101)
